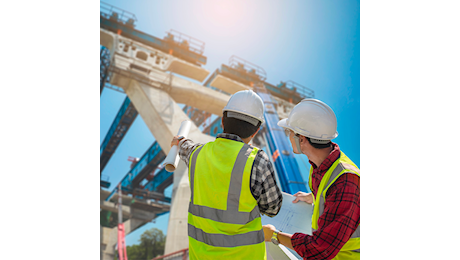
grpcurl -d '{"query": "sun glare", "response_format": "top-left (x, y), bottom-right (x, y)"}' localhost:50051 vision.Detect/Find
top-left (196, 0), bottom-right (252, 35)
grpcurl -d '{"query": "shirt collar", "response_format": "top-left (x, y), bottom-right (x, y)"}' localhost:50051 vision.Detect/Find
top-left (216, 133), bottom-right (245, 143)
top-left (309, 142), bottom-right (341, 173)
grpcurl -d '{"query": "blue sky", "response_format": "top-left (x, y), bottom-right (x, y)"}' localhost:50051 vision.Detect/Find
top-left (100, 0), bottom-right (360, 247)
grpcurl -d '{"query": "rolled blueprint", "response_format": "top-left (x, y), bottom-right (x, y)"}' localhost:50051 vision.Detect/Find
top-left (164, 120), bottom-right (192, 172)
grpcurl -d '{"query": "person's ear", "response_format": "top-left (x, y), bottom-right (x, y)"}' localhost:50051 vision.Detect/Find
top-left (253, 127), bottom-right (260, 137)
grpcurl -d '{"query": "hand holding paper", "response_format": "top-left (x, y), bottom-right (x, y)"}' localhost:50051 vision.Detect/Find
top-left (292, 191), bottom-right (313, 204)
top-left (164, 120), bottom-right (192, 172)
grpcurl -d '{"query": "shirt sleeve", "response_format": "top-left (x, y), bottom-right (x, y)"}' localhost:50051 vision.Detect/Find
top-left (178, 139), bottom-right (202, 166)
top-left (250, 149), bottom-right (283, 217)
top-left (291, 173), bottom-right (360, 260)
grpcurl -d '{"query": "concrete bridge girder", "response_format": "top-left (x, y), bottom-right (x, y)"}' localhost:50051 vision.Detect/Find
top-left (110, 52), bottom-right (230, 119)
top-left (101, 28), bottom-right (291, 120)
top-left (101, 28), bottom-right (227, 114)
top-left (101, 28), bottom-right (210, 82)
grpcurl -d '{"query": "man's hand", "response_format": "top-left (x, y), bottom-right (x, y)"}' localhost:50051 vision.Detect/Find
top-left (263, 224), bottom-right (276, 242)
top-left (170, 135), bottom-right (185, 147)
top-left (292, 191), bottom-right (313, 204)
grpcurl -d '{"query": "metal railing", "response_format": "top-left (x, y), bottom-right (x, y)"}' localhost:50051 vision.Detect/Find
top-left (164, 29), bottom-right (205, 55)
top-left (100, 1), bottom-right (138, 27)
top-left (151, 248), bottom-right (189, 260)
top-left (283, 80), bottom-right (315, 99)
top-left (228, 55), bottom-right (267, 81)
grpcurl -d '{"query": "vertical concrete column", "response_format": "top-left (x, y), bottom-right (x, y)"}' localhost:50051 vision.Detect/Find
top-left (100, 226), bottom-right (118, 260)
top-left (164, 160), bottom-right (191, 254)
top-left (100, 226), bottom-right (104, 259)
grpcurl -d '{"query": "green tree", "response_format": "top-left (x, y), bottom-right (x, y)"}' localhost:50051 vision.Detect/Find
top-left (115, 228), bottom-right (166, 260)
top-left (139, 228), bottom-right (166, 259)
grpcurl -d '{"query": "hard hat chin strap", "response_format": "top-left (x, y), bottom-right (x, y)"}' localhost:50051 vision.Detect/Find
top-left (293, 134), bottom-right (302, 154)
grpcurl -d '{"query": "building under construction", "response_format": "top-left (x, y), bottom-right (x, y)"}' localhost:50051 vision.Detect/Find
top-left (100, 2), bottom-right (315, 259)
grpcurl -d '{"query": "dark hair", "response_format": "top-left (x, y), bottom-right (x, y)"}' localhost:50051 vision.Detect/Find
top-left (304, 136), bottom-right (332, 149)
top-left (222, 111), bottom-right (261, 138)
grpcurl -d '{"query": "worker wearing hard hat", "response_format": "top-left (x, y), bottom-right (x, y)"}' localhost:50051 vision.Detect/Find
top-left (171, 90), bottom-right (283, 260)
top-left (263, 99), bottom-right (360, 260)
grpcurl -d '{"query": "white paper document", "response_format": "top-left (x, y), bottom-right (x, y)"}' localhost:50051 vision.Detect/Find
top-left (262, 192), bottom-right (314, 260)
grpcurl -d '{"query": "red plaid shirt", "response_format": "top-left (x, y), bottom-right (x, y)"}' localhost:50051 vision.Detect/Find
top-left (291, 143), bottom-right (360, 259)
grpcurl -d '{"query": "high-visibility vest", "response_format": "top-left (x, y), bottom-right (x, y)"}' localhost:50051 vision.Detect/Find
top-left (187, 138), bottom-right (266, 260)
top-left (309, 151), bottom-right (360, 260)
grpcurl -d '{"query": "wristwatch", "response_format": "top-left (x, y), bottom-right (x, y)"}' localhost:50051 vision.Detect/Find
top-left (176, 136), bottom-right (186, 145)
top-left (271, 229), bottom-right (281, 245)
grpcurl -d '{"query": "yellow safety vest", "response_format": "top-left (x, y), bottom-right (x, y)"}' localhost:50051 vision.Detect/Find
top-left (309, 151), bottom-right (360, 260)
top-left (188, 138), bottom-right (266, 260)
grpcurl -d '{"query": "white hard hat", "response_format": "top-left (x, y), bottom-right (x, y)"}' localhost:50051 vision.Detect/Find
top-left (278, 99), bottom-right (338, 143)
top-left (223, 90), bottom-right (265, 125)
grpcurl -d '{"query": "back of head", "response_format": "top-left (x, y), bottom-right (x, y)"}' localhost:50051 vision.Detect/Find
top-left (222, 112), bottom-right (261, 138)
top-left (222, 90), bottom-right (265, 138)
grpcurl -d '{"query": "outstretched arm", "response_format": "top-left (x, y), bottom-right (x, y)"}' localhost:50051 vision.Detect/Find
top-left (171, 135), bottom-right (202, 166)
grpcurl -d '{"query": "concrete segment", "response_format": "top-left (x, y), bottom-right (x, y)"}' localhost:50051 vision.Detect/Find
top-left (113, 77), bottom-right (214, 153)
top-left (110, 52), bottom-right (230, 117)
top-left (210, 74), bottom-right (251, 94)
top-left (100, 200), bottom-right (131, 218)
top-left (167, 74), bottom-right (230, 116)
top-left (167, 58), bottom-right (210, 82)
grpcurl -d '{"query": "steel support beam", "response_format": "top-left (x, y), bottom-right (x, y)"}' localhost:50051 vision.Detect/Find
top-left (100, 97), bottom-right (138, 174)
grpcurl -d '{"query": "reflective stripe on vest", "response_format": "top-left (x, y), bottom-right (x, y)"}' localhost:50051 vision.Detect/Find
top-left (310, 151), bottom-right (360, 257)
top-left (188, 139), bottom-right (265, 260)
top-left (188, 224), bottom-right (264, 248)
top-left (188, 145), bottom-right (261, 225)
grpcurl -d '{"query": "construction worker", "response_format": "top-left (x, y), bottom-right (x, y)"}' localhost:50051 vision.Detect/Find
top-left (263, 99), bottom-right (360, 260)
top-left (170, 90), bottom-right (283, 260)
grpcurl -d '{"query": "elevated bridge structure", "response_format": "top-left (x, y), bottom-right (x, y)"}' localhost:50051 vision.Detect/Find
top-left (100, 2), bottom-right (314, 260)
